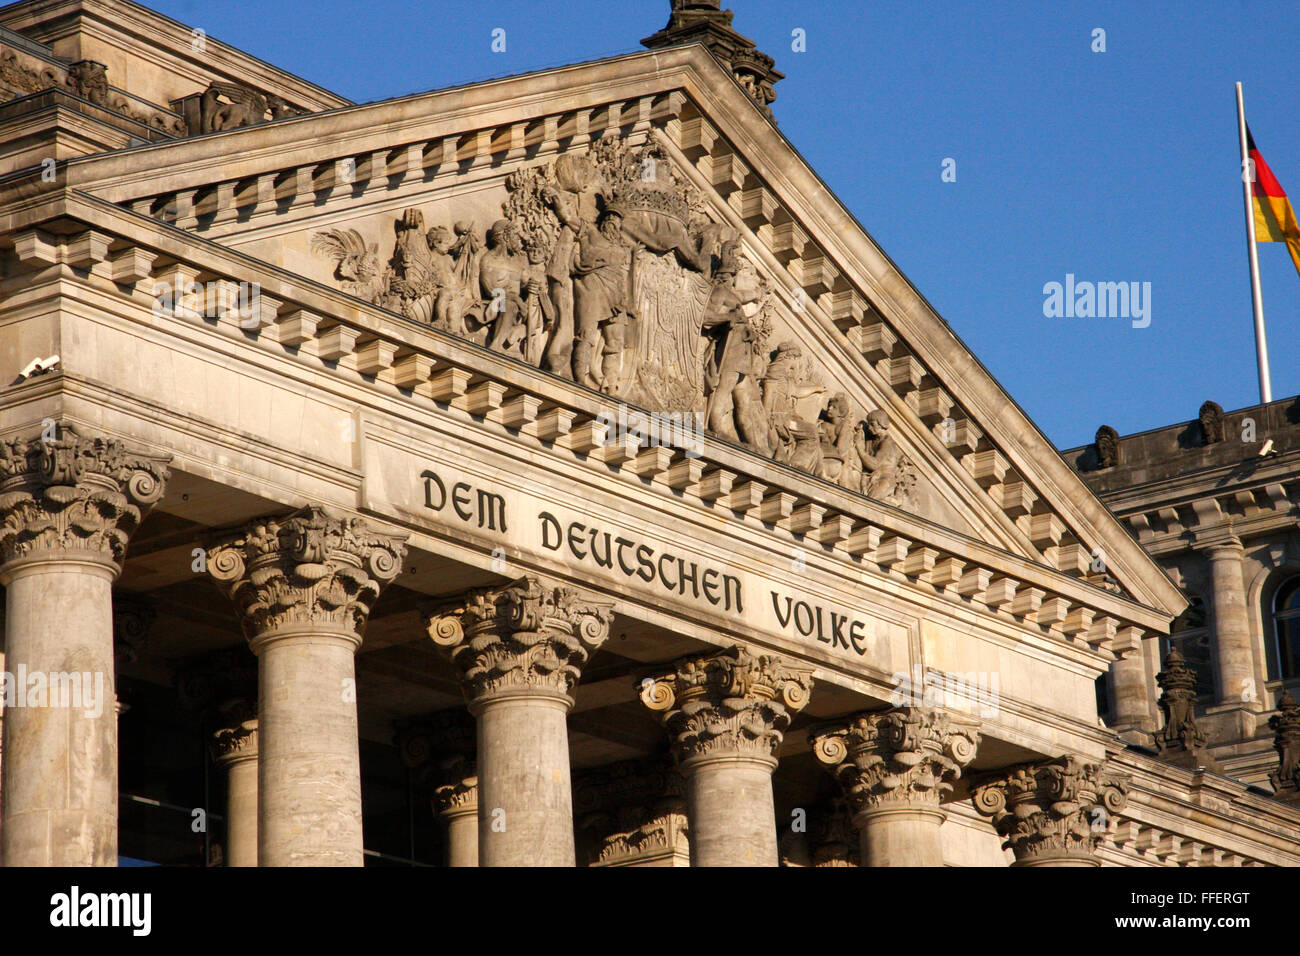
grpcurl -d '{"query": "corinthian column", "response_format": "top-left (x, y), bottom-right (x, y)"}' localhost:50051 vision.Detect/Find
top-left (212, 719), bottom-right (259, 867)
top-left (0, 426), bottom-right (169, 866)
top-left (972, 755), bottom-right (1129, 866)
top-left (425, 576), bottom-right (614, 867)
top-left (810, 707), bottom-right (980, 867)
top-left (641, 645), bottom-right (814, 867)
top-left (207, 505), bottom-right (407, 866)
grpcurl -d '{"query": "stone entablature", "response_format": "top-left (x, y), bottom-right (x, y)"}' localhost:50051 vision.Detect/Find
top-left (1101, 749), bottom-right (1300, 867)
top-left (47, 44), bottom-right (1183, 615)
top-left (0, 205), bottom-right (1173, 674)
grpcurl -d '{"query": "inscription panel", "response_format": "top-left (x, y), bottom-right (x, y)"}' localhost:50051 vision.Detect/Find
top-left (362, 433), bottom-right (912, 680)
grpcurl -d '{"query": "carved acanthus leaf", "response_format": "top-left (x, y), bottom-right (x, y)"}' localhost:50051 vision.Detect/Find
top-left (811, 707), bottom-right (980, 812)
top-left (0, 426), bottom-right (170, 568)
top-left (641, 645), bottom-right (813, 766)
top-left (972, 756), bottom-right (1129, 864)
top-left (206, 504), bottom-right (407, 641)
top-left (425, 576), bottom-right (614, 702)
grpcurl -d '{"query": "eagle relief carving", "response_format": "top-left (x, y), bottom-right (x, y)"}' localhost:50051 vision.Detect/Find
top-left (312, 134), bottom-right (916, 510)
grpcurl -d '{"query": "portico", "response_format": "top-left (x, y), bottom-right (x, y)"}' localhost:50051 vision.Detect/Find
top-left (0, 0), bottom-right (1298, 869)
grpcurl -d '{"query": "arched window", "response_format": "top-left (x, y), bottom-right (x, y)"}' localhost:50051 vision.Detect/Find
top-left (1160, 596), bottom-right (1212, 699)
top-left (1270, 577), bottom-right (1300, 681)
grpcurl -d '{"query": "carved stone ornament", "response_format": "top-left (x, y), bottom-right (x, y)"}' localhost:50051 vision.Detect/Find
top-left (311, 133), bottom-right (927, 513)
top-left (806, 702), bottom-right (977, 816)
top-left (425, 575), bottom-right (615, 704)
top-left (0, 425), bottom-right (170, 571)
top-left (640, 644), bottom-right (814, 768)
top-left (206, 504), bottom-right (408, 643)
top-left (1269, 691), bottom-right (1300, 793)
top-left (1155, 648), bottom-right (1206, 753)
top-left (575, 759), bottom-right (690, 866)
top-left (1199, 401), bottom-right (1225, 445)
top-left (972, 756), bottom-right (1129, 865)
top-left (0, 47), bottom-right (185, 134)
top-left (212, 719), bottom-right (259, 765)
top-left (641, 1), bottom-right (784, 118)
top-left (1094, 425), bottom-right (1120, 469)
top-left (811, 707), bottom-right (980, 813)
top-left (432, 756), bottom-right (479, 817)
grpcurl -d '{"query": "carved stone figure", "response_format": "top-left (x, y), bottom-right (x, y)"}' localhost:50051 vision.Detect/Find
top-left (571, 204), bottom-right (636, 389)
top-left (311, 228), bottom-right (388, 304)
top-left (200, 81), bottom-right (269, 132)
top-left (857, 409), bottom-right (915, 508)
top-left (65, 59), bottom-right (109, 106)
top-left (818, 393), bottom-right (862, 491)
top-left (1199, 400), bottom-right (1224, 445)
top-left (480, 219), bottom-right (534, 357)
top-left (762, 341), bottom-right (826, 473)
top-left (1270, 692), bottom-right (1300, 794)
top-left (1095, 425), bottom-right (1120, 469)
top-left (424, 224), bottom-right (471, 335)
top-left (384, 208), bottom-right (438, 321)
top-left (702, 239), bottom-right (773, 454)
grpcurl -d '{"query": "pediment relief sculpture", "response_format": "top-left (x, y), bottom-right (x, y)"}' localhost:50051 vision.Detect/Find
top-left (311, 134), bottom-right (917, 510)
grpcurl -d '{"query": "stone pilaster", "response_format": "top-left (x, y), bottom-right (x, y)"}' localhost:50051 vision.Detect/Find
top-left (207, 504), bottom-right (407, 866)
top-left (425, 576), bottom-right (614, 867)
top-left (972, 756), bottom-right (1129, 867)
top-left (212, 718), bottom-right (259, 867)
top-left (640, 644), bottom-right (813, 867)
top-left (574, 758), bottom-right (690, 867)
top-left (811, 707), bottom-right (979, 867)
top-left (0, 426), bottom-right (169, 866)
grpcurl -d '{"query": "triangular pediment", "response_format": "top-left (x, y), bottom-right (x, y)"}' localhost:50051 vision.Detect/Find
top-left (56, 43), bottom-right (1184, 618)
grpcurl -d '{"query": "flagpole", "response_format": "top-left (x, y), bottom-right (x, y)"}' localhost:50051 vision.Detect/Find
top-left (1237, 81), bottom-right (1273, 404)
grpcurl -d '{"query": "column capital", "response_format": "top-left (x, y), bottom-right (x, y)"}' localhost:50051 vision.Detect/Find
top-left (0, 425), bottom-right (170, 576)
top-left (212, 718), bottom-right (259, 767)
top-left (972, 755), bottom-right (1129, 866)
top-left (575, 758), bottom-right (689, 866)
top-left (810, 707), bottom-right (980, 814)
top-left (432, 756), bottom-right (479, 820)
top-left (207, 504), bottom-right (407, 646)
top-left (640, 645), bottom-right (814, 770)
top-left (1195, 533), bottom-right (1244, 558)
top-left (425, 575), bottom-right (614, 706)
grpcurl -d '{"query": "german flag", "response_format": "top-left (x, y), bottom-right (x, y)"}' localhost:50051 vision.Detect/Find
top-left (1248, 126), bottom-right (1300, 279)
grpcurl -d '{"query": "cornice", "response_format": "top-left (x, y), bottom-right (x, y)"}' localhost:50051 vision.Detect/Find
top-left (0, 191), bottom-right (1179, 651)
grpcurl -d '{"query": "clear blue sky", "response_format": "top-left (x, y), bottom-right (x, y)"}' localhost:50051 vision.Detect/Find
top-left (147, 0), bottom-right (1300, 448)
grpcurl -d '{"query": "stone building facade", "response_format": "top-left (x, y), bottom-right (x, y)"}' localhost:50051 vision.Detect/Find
top-left (1067, 398), bottom-right (1300, 804)
top-left (0, 0), bottom-right (1297, 867)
